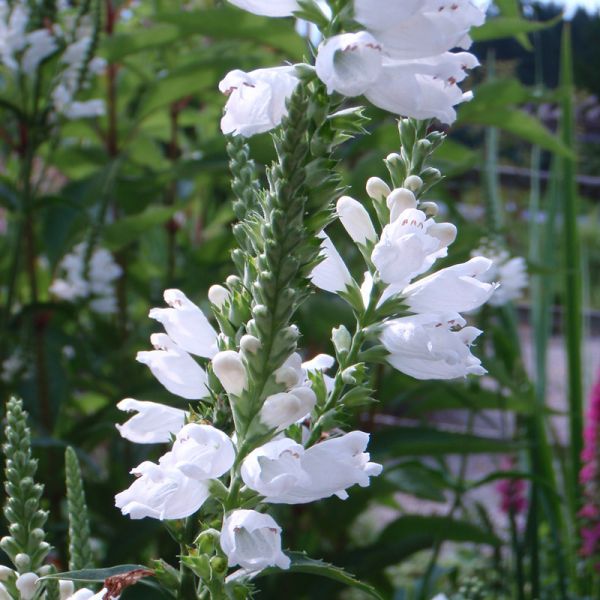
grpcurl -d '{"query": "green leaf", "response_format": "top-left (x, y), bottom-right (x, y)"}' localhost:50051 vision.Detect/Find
top-left (471, 15), bottom-right (562, 46)
top-left (259, 552), bottom-right (384, 600)
top-left (371, 426), bottom-right (521, 457)
top-left (383, 462), bottom-right (448, 502)
top-left (156, 9), bottom-right (306, 59)
top-left (102, 24), bottom-right (180, 61)
top-left (41, 565), bottom-right (147, 582)
top-left (102, 205), bottom-right (181, 250)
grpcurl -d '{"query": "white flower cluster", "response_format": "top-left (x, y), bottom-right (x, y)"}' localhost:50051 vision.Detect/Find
top-left (50, 243), bottom-right (122, 314)
top-left (116, 288), bottom-right (381, 573)
top-left (472, 242), bottom-right (528, 307)
top-left (0, 566), bottom-right (112, 600)
top-left (0, 0), bottom-right (105, 119)
top-left (311, 175), bottom-right (497, 380)
top-left (220, 0), bottom-right (485, 136)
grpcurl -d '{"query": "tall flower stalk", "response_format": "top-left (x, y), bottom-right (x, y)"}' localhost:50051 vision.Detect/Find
top-left (109, 2), bottom-right (491, 599)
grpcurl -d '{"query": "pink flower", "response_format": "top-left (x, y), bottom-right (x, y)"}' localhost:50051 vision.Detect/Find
top-left (496, 457), bottom-right (527, 516)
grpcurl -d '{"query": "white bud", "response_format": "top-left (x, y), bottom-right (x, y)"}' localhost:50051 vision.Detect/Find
top-left (404, 175), bottom-right (423, 193)
top-left (59, 579), bottom-right (75, 599)
top-left (260, 387), bottom-right (316, 431)
top-left (14, 554), bottom-right (30, 570)
top-left (386, 188), bottom-right (417, 222)
top-left (240, 335), bottom-right (261, 354)
top-left (212, 351), bottom-right (247, 396)
top-left (225, 275), bottom-right (241, 288)
top-left (336, 196), bottom-right (377, 245)
top-left (37, 565), bottom-right (52, 576)
top-left (0, 566), bottom-right (13, 581)
top-left (386, 152), bottom-right (402, 164)
top-left (419, 201), bottom-right (439, 216)
top-left (274, 353), bottom-right (303, 389)
top-left (208, 285), bottom-right (230, 308)
top-left (16, 572), bottom-right (38, 600)
top-left (0, 582), bottom-right (10, 600)
top-left (366, 177), bottom-right (390, 202)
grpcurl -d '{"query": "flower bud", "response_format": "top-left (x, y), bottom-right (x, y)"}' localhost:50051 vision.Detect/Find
top-left (210, 556), bottom-right (228, 577)
top-left (0, 566), bottom-right (13, 581)
top-left (366, 177), bottom-right (391, 203)
top-left (212, 351), bottom-right (247, 396)
top-left (0, 583), bottom-right (10, 600)
top-left (240, 334), bottom-right (261, 354)
top-left (419, 201), bottom-right (439, 216)
top-left (59, 579), bottom-right (75, 598)
top-left (16, 572), bottom-right (38, 600)
top-left (336, 196), bottom-right (377, 245)
top-left (274, 353), bottom-right (303, 389)
top-left (208, 285), bottom-right (230, 308)
top-left (386, 188), bottom-right (417, 222)
top-left (14, 553), bottom-right (30, 571)
top-left (226, 275), bottom-right (242, 289)
top-left (404, 175), bottom-right (423, 193)
top-left (260, 387), bottom-right (316, 431)
top-left (37, 565), bottom-right (52, 576)
top-left (332, 325), bottom-right (352, 356)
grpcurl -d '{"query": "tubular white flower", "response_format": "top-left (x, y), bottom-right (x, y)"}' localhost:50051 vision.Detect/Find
top-left (386, 187), bottom-right (417, 222)
top-left (116, 399), bottom-right (186, 444)
top-left (0, 583), bottom-right (9, 600)
top-left (474, 248), bottom-right (528, 307)
top-left (115, 453), bottom-right (210, 521)
top-left (59, 580), bottom-right (75, 599)
top-left (136, 333), bottom-right (209, 400)
top-left (242, 433), bottom-right (382, 504)
top-left (219, 67), bottom-right (299, 137)
top-left (16, 572), bottom-right (38, 600)
top-left (372, 208), bottom-right (455, 286)
top-left (301, 353), bottom-right (335, 374)
top-left (22, 29), bottom-right (57, 74)
top-left (208, 284), bottom-right (230, 308)
top-left (354, 0), bottom-right (424, 31)
top-left (170, 423), bottom-right (235, 480)
top-left (336, 196), bottom-right (377, 245)
top-left (381, 313), bottom-right (486, 379)
top-left (364, 53), bottom-right (480, 125)
top-left (315, 32), bottom-right (383, 97)
top-left (212, 350), bottom-right (248, 396)
top-left (403, 256), bottom-right (496, 313)
top-left (226, 0), bottom-right (299, 17)
top-left (149, 289), bottom-right (218, 359)
top-left (260, 387), bottom-right (316, 431)
top-left (220, 510), bottom-right (290, 572)
top-left (241, 438), bottom-right (309, 499)
top-left (366, 1), bottom-right (486, 59)
top-left (310, 233), bottom-right (353, 294)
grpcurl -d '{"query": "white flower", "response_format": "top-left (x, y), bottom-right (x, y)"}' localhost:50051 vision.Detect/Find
top-left (364, 0), bottom-right (486, 59)
top-left (220, 510), bottom-right (290, 572)
top-left (302, 353), bottom-right (335, 373)
top-left (0, 2), bottom-right (28, 70)
top-left (226, 0), bottom-right (299, 17)
top-left (274, 352), bottom-right (303, 389)
top-left (66, 590), bottom-right (99, 600)
top-left (315, 32), bottom-right (383, 97)
top-left (364, 52), bottom-right (480, 125)
top-left (381, 312), bottom-right (486, 380)
top-left (136, 333), bottom-right (209, 400)
top-left (116, 399), bottom-right (186, 444)
top-left (170, 423), bottom-right (235, 480)
top-left (115, 453), bottom-right (210, 520)
top-left (241, 432), bottom-right (382, 504)
top-left (149, 289), bottom-right (218, 359)
top-left (241, 438), bottom-right (309, 499)
top-left (22, 29), bottom-right (57, 74)
top-left (260, 387), bottom-right (317, 431)
top-left (219, 67), bottom-right (299, 137)
top-left (474, 248), bottom-right (527, 307)
top-left (353, 0), bottom-right (424, 31)
top-left (402, 257), bottom-right (496, 314)
top-left (212, 350), bottom-right (248, 396)
top-left (336, 196), bottom-right (377, 245)
top-left (0, 583), bottom-right (9, 600)
top-left (310, 233), bottom-right (353, 294)
top-left (372, 208), bottom-right (456, 286)
top-left (16, 572), bottom-right (39, 600)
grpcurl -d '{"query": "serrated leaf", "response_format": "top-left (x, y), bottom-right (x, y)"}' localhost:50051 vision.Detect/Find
top-left (41, 565), bottom-right (147, 582)
top-left (259, 552), bottom-right (384, 600)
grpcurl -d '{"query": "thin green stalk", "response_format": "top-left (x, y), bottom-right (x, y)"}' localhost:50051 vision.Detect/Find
top-left (560, 22), bottom-right (584, 536)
